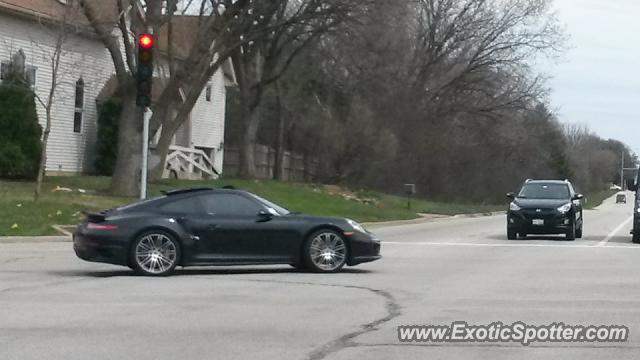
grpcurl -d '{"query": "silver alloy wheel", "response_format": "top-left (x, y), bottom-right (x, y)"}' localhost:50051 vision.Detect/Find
top-left (309, 231), bottom-right (347, 271)
top-left (134, 233), bottom-right (177, 274)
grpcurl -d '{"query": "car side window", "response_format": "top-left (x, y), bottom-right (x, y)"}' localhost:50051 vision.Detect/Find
top-left (159, 196), bottom-right (202, 214)
top-left (199, 193), bottom-right (262, 216)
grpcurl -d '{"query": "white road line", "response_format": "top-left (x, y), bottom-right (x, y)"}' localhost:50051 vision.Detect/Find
top-left (597, 215), bottom-right (634, 247)
top-left (382, 241), bottom-right (640, 249)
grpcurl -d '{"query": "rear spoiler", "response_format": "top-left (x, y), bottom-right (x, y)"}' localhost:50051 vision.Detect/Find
top-left (82, 211), bottom-right (106, 223)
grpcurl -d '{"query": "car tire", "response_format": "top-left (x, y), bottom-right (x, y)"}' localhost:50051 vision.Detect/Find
top-left (130, 230), bottom-right (181, 276)
top-left (633, 231), bottom-right (640, 244)
top-left (507, 229), bottom-right (517, 240)
top-left (303, 229), bottom-right (348, 273)
top-left (566, 222), bottom-right (576, 241)
top-left (575, 226), bottom-right (583, 239)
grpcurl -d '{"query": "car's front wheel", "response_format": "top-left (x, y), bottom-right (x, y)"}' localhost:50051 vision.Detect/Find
top-left (507, 229), bottom-right (517, 240)
top-left (131, 231), bottom-right (180, 276)
top-left (303, 230), bottom-right (348, 273)
top-left (566, 222), bottom-right (576, 241)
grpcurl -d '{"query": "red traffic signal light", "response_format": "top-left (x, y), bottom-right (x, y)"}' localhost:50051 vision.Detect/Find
top-left (139, 34), bottom-right (153, 49)
top-left (137, 33), bottom-right (154, 107)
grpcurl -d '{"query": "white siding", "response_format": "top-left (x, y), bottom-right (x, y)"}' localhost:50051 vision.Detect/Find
top-left (190, 69), bottom-right (227, 173)
top-left (0, 12), bottom-right (114, 173)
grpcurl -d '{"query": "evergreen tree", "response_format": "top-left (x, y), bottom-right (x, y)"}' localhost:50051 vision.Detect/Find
top-left (0, 53), bottom-right (42, 179)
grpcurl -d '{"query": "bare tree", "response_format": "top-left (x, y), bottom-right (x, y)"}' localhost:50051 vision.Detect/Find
top-left (231, 0), bottom-right (358, 178)
top-left (32, 5), bottom-right (79, 201)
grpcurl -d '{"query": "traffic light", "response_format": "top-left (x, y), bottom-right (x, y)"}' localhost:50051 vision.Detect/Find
top-left (136, 33), bottom-right (154, 107)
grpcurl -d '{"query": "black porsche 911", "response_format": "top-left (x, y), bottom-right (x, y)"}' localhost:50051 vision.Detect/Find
top-left (73, 187), bottom-right (381, 276)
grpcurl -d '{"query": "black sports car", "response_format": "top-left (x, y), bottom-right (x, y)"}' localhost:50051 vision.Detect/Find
top-left (73, 187), bottom-right (381, 275)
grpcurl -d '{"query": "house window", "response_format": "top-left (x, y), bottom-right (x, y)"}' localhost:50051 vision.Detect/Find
top-left (205, 84), bottom-right (212, 102)
top-left (73, 78), bottom-right (84, 133)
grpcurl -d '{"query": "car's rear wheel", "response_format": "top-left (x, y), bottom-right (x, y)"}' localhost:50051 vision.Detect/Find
top-left (303, 230), bottom-right (348, 273)
top-left (131, 231), bottom-right (180, 276)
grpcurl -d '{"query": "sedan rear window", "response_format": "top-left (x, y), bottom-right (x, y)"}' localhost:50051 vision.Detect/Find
top-left (518, 183), bottom-right (570, 200)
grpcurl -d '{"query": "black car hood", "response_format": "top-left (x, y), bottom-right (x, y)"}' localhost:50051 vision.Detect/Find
top-left (514, 198), bottom-right (572, 208)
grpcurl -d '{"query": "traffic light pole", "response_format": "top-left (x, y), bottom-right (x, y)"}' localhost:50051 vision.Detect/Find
top-left (140, 107), bottom-right (150, 200)
top-left (136, 32), bottom-right (153, 200)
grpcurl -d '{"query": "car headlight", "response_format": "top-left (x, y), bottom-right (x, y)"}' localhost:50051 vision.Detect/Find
top-left (346, 219), bottom-right (366, 233)
top-left (509, 202), bottom-right (521, 211)
top-left (557, 203), bottom-right (572, 214)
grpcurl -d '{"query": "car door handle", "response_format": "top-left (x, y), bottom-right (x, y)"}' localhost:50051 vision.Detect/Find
top-left (208, 224), bottom-right (219, 231)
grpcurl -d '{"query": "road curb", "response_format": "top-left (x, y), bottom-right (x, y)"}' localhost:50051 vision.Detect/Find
top-left (364, 210), bottom-right (505, 228)
top-left (0, 235), bottom-right (71, 243)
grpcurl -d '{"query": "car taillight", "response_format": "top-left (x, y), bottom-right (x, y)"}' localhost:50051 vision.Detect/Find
top-left (87, 223), bottom-right (118, 230)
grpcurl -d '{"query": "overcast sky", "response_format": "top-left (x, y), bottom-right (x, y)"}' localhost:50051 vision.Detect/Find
top-left (546, 0), bottom-right (640, 153)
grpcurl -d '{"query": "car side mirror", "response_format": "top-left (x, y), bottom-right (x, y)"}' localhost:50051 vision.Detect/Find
top-left (628, 182), bottom-right (638, 192)
top-left (573, 194), bottom-right (584, 200)
top-left (506, 192), bottom-right (515, 199)
top-left (257, 209), bottom-right (273, 222)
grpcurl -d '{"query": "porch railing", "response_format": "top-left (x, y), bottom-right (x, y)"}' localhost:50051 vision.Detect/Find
top-left (164, 145), bottom-right (220, 180)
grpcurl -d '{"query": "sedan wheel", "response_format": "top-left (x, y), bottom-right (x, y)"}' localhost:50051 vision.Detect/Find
top-left (304, 230), bottom-right (348, 273)
top-left (565, 222), bottom-right (576, 241)
top-left (132, 231), bottom-right (180, 276)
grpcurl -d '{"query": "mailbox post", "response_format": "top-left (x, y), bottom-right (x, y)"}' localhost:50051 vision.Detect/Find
top-left (404, 184), bottom-right (416, 210)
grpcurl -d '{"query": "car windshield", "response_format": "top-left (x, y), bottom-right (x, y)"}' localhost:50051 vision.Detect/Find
top-left (248, 193), bottom-right (290, 215)
top-left (518, 183), bottom-right (570, 200)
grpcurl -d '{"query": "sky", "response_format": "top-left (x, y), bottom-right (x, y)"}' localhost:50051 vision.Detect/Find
top-left (545, 0), bottom-right (640, 154)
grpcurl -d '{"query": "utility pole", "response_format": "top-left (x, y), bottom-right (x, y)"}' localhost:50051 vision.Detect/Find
top-left (621, 150), bottom-right (624, 188)
top-left (141, 108), bottom-right (150, 199)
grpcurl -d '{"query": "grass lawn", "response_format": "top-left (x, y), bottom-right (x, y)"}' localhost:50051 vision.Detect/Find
top-left (0, 176), bottom-right (509, 236)
top-left (583, 190), bottom-right (618, 209)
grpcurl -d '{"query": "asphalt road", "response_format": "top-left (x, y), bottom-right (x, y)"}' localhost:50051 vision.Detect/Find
top-left (1, 192), bottom-right (640, 359)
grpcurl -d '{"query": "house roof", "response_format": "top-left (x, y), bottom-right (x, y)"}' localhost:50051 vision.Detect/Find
top-left (0, 0), bottom-right (118, 29)
top-left (157, 16), bottom-right (237, 84)
top-left (157, 16), bottom-right (200, 60)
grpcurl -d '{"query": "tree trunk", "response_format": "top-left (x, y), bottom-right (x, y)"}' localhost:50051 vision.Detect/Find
top-left (110, 95), bottom-right (142, 196)
top-left (273, 83), bottom-right (285, 180)
top-left (149, 122), bottom-right (177, 181)
top-left (150, 132), bottom-right (170, 181)
top-left (34, 108), bottom-right (52, 201)
top-left (273, 114), bottom-right (285, 180)
top-left (238, 108), bottom-right (260, 178)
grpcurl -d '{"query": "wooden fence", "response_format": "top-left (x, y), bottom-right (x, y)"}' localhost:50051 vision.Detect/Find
top-left (223, 144), bottom-right (317, 181)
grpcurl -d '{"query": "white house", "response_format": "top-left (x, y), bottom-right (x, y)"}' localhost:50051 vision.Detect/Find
top-left (0, 0), bottom-right (234, 178)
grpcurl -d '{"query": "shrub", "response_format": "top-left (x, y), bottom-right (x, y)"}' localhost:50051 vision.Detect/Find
top-left (94, 97), bottom-right (122, 175)
top-left (0, 74), bottom-right (42, 179)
